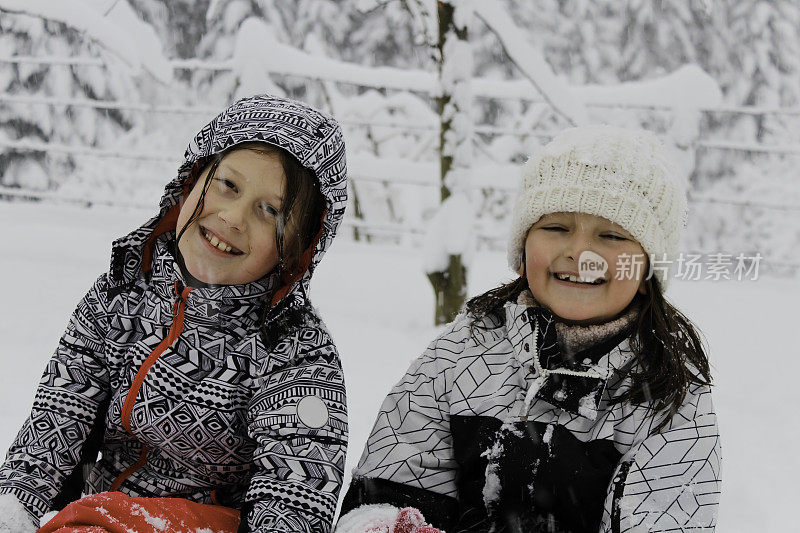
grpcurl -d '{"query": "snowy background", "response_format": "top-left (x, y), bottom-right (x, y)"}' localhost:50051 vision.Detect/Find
top-left (1, 203), bottom-right (797, 532)
top-left (1, 1), bottom-right (800, 531)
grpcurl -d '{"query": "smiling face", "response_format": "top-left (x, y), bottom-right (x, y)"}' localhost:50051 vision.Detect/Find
top-left (522, 212), bottom-right (647, 325)
top-left (176, 148), bottom-right (286, 285)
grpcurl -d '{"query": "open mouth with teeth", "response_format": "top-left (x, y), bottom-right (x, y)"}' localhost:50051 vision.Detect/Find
top-left (201, 226), bottom-right (243, 255)
top-left (552, 272), bottom-right (606, 285)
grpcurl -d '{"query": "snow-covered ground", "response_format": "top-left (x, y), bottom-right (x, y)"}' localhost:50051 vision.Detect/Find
top-left (1, 202), bottom-right (798, 531)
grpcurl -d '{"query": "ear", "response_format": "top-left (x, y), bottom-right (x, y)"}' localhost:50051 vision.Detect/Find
top-left (517, 250), bottom-right (526, 277)
top-left (637, 278), bottom-right (648, 295)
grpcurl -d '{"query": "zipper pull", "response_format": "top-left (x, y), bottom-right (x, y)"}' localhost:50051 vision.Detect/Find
top-left (172, 281), bottom-right (184, 316)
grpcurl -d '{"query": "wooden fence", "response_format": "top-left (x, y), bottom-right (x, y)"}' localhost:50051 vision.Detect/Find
top-left (1, 54), bottom-right (799, 273)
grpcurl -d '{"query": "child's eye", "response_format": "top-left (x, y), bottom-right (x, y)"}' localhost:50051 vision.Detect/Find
top-left (214, 177), bottom-right (238, 194)
top-left (257, 201), bottom-right (280, 221)
top-left (541, 225), bottom-right (568, 232)
top-left (602, 233), bottom-right (627, 241)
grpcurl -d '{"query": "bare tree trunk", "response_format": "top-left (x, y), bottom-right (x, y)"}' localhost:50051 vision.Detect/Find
top-left (349, 180), bottom-right (367, 242)
top-left (426, 0), bottom-right (472, 325)
top-left (427, 253), bottom-right (468, 324)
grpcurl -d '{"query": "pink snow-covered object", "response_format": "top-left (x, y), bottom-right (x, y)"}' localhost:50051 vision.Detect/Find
top-left (342, 505), bottom-right (443, 533)
top-left (388, 507), bottom-right (442, 533)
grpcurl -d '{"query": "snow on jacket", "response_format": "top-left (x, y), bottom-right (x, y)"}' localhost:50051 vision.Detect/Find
top-left (340, 298), bottom-right (721, 532)
top-left (0, 94), bottom-right (349, 533)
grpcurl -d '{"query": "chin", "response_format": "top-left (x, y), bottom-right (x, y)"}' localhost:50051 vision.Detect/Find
top-left (186, 261), bottom-right (223, 285)
top-left (550, 308), bottom-right (603, 325)
top-left (557, 316), bottom-right (599, 326)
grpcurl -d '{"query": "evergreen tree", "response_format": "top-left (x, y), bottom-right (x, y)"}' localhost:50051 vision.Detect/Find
top-left (0, 11), bottom-right (138, 191)
top-left (129, 0), bottom-right (212, 59)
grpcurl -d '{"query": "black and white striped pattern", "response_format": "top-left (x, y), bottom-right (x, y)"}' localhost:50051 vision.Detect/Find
top-left (349, 300), bottom-right (721, 531)
top-left (0, 94), bottom-right (349, 533)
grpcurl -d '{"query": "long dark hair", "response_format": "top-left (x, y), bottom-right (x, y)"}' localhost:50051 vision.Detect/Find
top-left (178, 142), bottom-right (325, 277)
top-left (466, 276), bottom-right (712, 433)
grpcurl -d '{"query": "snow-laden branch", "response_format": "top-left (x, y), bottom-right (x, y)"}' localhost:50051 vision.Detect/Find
top-left (579, 64), bottom-right (722, 110)
top-left (0, 54), bottom-right (736, 113)
top-left (474, 0), bottom-right (589, 126)
top-left (0, 0), bottom-right (172, 83)
top-left (230, 17), bottom-right (436, 94)
top-left (401, 0), bottom-right (438, 50)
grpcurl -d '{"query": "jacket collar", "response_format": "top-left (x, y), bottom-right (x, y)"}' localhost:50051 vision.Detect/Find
top-left (149, 233), bottom-right (277, 335)
top-left (504, 298), bottom-right (636, 420)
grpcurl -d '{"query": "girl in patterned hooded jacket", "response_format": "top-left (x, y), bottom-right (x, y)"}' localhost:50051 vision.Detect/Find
top-left (0, 94), bottom-right (348, 533)
top-left (337, 126), bottom-right (721, 533)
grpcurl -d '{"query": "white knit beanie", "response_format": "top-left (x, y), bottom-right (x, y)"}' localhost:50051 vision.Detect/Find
top-left (507, 125), bottom-right (687, 289)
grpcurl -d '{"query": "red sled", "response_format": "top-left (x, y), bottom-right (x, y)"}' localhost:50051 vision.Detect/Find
top-left (38, 492), bottom-right (240, 533)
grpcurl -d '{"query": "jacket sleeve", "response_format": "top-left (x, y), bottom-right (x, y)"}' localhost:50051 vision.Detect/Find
top-left (0, 275), bottom-right (111, 522)
top-left (242, 323), bottom-right (348, 533)
top-left (601, 384), bottom-right (722, 532)
top-left (338, 322), bottom-right (465, 530)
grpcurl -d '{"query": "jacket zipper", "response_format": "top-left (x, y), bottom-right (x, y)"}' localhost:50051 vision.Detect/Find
top-left (110, 282), bottom-right (192, 491)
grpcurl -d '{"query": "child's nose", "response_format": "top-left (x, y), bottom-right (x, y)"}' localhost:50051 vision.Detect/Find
top-left (563, 233), bottom-right (592, 260)
top-left (218, 201), bottom-right (248, 231)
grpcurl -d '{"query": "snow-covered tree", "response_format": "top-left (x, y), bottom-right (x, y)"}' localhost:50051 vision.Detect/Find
top-left (402, 0), bottom-right (473, 324)
top-left (194, 0), bottom-right (394, 105)
top-left (0, 0), bottom-right (170, 194)
top-left (128, 0), bottom-right (211, 59)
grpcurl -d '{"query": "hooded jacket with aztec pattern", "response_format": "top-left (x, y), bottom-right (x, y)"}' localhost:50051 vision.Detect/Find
top-left (0, 94), bottom-right (348, 533)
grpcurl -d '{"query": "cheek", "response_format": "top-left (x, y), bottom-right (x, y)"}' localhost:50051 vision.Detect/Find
top-left (524, 254), bottom-right (551, 290)
top-left (527, 251), bottom-right (551, 273)
top-left (521, 240), bottom-right (534, 271)
top-left (176, 190), bottom-right (203, 231)
top-left (607, 249), bottom-right (648, 295)
top-left (251, 234), bottom-right (280, 265)
top-left (176, 202), bottom-right (191, 233)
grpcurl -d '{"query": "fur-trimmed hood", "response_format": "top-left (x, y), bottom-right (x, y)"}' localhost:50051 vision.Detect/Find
top-left (107, 94), bottom-right (347, 305)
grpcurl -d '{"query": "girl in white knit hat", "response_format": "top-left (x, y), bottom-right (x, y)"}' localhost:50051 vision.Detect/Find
top-left (336, 125), bottom-right (721, 533)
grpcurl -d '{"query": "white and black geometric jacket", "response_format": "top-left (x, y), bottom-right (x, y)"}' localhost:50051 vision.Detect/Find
top-left (0, 94), bottom-right (349, 533)
top-left (341, 298), bottom-right (721, 532)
